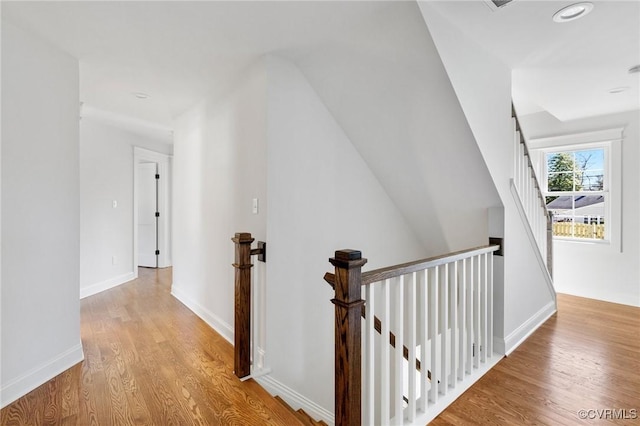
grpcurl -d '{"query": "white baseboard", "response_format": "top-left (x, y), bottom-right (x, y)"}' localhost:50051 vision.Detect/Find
top-left (1, 343), bottom-right (84, 408)
top-left (256, 375), bottom-right (335, 426)
top-left (170, 284), bottom-right (234, 344)
top-left (80, 271), bottom-right (136, 299)
top-left (504, 300), bottom-right (557, 356)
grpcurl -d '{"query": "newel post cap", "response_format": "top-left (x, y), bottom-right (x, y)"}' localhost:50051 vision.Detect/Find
top-left (232, 232), bottom-right (255, 243)
top-left (330, 249), bottom-right (368, 269)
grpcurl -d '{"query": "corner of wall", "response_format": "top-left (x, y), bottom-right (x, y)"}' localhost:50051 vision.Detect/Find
top-left (504, 300), bottom-right (556, 356)
top-left (1, 344), bottom-right (84, 409)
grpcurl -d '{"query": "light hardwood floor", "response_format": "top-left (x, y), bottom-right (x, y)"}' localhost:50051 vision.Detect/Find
top-left (2, 270), bottom-right (638, 425)
top-left (433, 294), bottom-right (640, 425)
top-left (1, 267), bottom-right (302, 426)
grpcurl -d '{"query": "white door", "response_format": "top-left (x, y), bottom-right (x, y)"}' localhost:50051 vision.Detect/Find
top-left (138, 162), bottom-right (157, 267)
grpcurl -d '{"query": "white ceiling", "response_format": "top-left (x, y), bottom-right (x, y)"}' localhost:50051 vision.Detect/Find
top-left (2, 1), bottom-right (393, 134)
top-left (428, 0), bottom-right (640, 120)
top-left (3, 0), bottom-right (639, 135)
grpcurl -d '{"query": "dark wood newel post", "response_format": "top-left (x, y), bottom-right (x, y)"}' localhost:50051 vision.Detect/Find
top-left (330, 249), bottom-right (367, 426)
top-left (232, 232), bottom-right (254, 379)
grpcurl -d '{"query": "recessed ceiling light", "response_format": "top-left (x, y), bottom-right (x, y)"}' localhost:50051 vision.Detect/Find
top-left (553, 2), bottom-right (594, 23)
top-left (133, 92), bottom-right (150, 99)
top-left (608, 87), bottom-right (630, 94)
top-left (629, 65), bottom-right (640, 74)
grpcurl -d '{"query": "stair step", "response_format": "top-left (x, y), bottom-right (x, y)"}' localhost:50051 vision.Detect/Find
top-left (245, 383), bottom-right (305, 425)
top-left (297, 408), bottom-right (317, 425)
top-left (274, 395), bottom-right (325, 426)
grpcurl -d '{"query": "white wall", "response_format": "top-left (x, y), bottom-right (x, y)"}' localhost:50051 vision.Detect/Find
top-left (79, 118), bottom-right (171, 298)
top-left (292, 1), bottom-right (500, 256)
top-left (171, 55), bottom-right (428, 420)
top-left (1, 20), bottom-right (83, 407)
top-left (171, 61), bottom-right (268, 342)
top-left (419, 2), bottom-right (557, 354)
top-left (520, 110), bottom-right (640, 307)
top-left (264, 56), bottom-right (427, 415)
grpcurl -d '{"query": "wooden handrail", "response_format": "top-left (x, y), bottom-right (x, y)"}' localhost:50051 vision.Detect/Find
top-left (325, 245), bottom-right (499, 288)
top-left (361, 245), bottom-right (499, 285)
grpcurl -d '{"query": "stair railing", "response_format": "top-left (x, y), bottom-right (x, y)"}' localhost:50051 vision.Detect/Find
top-left (511, 105), bottom-right (553, 277)
top-left (324, 242), bottom-right (500, 426)
top-left (231, 232), bottom-right (266, 379)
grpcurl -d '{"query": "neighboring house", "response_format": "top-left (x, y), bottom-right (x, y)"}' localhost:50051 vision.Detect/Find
top-left (1, 1), bottom-right (638, 423)
top-left (547, 195), bottom-right (605, 221)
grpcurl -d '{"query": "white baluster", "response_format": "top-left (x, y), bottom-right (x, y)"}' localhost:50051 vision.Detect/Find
top-left (393, 276), bottom-right (404, 426)
top-left (407, 273), bottom-right (417, 422)
top-left (418, 270), bottom-right (428, 412)
top-left (381, 279), bottom-right (390, 424)
top-left (450, 261), bottom-right (458, 389)
top-left (440, 264), bottom-right (449, 394)
top-left (488, 252), bottom-right (494, 357)
top-left (459, 258), bottom-right (467, 380)
top-left (364, 285), bottom-right (375, 426)
top-left (481, 253), bottom-right (488, 363)
top-left (474, 255), bottom-right (481, 369)
top-left (428, 267), bottom-right (439, 404)
top-left (466, 257), bottom-right (473, 373)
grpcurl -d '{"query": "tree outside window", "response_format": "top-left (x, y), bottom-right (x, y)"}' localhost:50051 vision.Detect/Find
top-left (545, 148), bottom-right (606, 240)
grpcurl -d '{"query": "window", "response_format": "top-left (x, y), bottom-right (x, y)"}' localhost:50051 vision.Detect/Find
top-left (544, 148), bottom-right (607, 240)
top-left (529, 128), bottom-right (622, 249)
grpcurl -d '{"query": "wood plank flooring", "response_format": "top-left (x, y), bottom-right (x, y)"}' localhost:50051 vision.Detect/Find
top-left (432, 294), bottom-right (640, 425)
top-left (2, 270), bottom-right (638, 425)
top-left (1, 268), bottom-right (303, 426)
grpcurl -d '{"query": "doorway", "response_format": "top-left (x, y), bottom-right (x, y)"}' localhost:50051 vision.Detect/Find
top-left (133, 147), bottom-right (171, 274)
top-left (137, 161), bottom-right (159, 267)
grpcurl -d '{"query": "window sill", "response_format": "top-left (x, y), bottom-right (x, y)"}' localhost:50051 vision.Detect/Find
top-left (553, 236), bottom-right (610, 245)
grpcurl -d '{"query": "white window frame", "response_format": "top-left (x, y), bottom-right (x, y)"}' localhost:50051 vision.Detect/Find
top-left (528, 128), bottom-right (622, 251)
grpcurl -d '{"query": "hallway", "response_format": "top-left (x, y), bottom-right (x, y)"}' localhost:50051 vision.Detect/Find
top-left (1, 268), bottom-right (300, 425)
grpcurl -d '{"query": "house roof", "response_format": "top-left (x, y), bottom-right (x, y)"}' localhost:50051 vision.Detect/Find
top-left (547, 195), bottom-right (604, 210)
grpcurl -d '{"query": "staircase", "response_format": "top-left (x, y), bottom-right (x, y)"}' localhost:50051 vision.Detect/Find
top-left (275, 396), bottom-right (329, 426)
top-left (511, 105), bottom-right (555, 289)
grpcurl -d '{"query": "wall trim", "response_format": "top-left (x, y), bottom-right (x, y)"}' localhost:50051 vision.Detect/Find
top-left (80, 271), bottom-right (136, 299)
top-left (255, 375), bottom-right (335, 426)
top-left (504, 300), bottom-right (557, 356)
top-left (1, 343), bottom-right (84, 408)
top-left (170, 284), bottom-right (234, 344)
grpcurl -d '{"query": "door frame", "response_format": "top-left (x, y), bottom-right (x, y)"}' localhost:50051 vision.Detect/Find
top-left (133, 147), bottom-right (171, 275)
